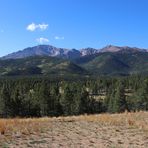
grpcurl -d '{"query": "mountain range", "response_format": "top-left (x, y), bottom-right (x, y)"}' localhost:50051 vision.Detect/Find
top-left (2, 45), bottom-right (147, 60)
top-left (0, 45), bottom-right (148, 76)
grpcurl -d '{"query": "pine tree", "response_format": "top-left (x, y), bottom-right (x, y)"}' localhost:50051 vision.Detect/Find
top-left (133, 80), bottom-right (148, 111)
top-left (0, 84), bottom-right (11, 117)
top-left (113, 81), bottom-right (127, 113)
top-left (38, 83), bottom-right (49, 116)
top-left (107, 90), bottom-right (115, 113)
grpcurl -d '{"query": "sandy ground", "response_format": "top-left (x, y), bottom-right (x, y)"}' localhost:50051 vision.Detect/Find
top-left (0, 112), bottom-right (148, 148)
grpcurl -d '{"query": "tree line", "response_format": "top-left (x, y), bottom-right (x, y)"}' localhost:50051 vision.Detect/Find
top-left (0, 76), bottom-right (147, 117)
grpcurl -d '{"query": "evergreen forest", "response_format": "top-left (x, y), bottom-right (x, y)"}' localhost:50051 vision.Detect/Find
top-left (0, 75), bottom-right (147, 117)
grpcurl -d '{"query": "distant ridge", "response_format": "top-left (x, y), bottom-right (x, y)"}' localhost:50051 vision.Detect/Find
top-left (2, 45), bottom-right (147, 60)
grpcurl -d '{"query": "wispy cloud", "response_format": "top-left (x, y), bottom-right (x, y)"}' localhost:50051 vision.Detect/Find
top-left (36, 37), bottom-right (49, 44)
top-left (54, 36), bottom-right (64, 40)
top-left (27, 23), bottom-right (48, 31)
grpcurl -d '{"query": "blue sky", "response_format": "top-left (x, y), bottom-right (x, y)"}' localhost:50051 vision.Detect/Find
top-left (0, 0), bottom-right (148, 56)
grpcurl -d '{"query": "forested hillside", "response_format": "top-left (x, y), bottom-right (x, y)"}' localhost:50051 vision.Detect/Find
top-left (0, 56), bottom-right (87, 76)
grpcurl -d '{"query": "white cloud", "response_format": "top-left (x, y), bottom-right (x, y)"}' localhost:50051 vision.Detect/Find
top-left (36, 37), bottom-right (49, 44)
top-left (54, 36), bottom-right (64, 40)
top-left (26, 23), bottom-right (37, 31)
top-left (26, 23), bottom-right (48, 31)
top-left (38, 24), bottom-right (48, 31)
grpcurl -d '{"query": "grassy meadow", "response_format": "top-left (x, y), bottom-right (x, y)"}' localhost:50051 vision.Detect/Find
top-left (0, 111), bottom-right (147, 147)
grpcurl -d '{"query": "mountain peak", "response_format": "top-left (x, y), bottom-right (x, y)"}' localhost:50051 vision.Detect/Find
top-left (100, 45), bottom-right (147, 53)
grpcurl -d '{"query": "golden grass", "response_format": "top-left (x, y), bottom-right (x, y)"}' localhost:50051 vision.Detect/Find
top-left (0, 117), bottom-right (52, 136)
top-left (0, 111), bottom-right (148, 137)
top-left (55, 111), bottom-right (148, 131)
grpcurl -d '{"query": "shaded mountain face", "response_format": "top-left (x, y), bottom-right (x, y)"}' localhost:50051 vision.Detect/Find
top-left (74, 51), bottom-right (148, 76)
top-left (2, 45), bottom-right (147, 60)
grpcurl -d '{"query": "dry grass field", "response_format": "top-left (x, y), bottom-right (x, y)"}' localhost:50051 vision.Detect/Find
top-left (0, 111), bottom-right (148, 148)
